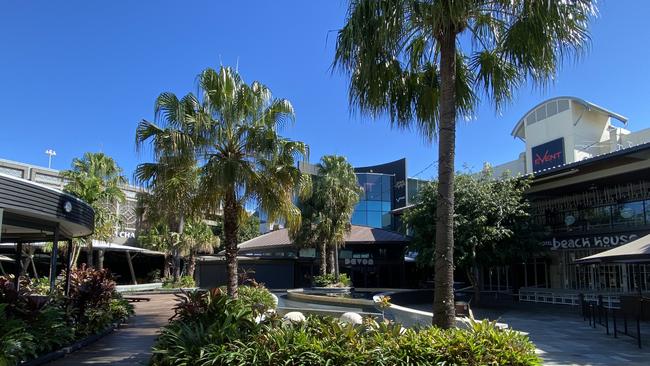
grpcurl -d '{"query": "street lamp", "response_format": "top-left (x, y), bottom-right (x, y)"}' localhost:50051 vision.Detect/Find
top-left (45, 149), bottom-right (56, 169)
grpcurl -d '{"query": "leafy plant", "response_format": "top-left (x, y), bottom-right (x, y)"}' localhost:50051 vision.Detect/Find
top-left (162, 275), bottom-right (195, 289)
top-left (313, 273), bottom-right (351, 287)
top-left (237, 284), bottom-right (276, 314)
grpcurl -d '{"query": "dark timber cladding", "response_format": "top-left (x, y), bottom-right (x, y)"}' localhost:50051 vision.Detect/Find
top-left (0, 173), bottom-right (94, 242)
top-left (1, 173), bottom-right (94, 294)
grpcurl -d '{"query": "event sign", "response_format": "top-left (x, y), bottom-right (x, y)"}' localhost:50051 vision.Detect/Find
top-left (532, 138), bottom-right (565, 172)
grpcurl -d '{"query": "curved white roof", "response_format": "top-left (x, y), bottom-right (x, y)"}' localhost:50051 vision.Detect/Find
top-left (511, 96), bottom-right (628, 140)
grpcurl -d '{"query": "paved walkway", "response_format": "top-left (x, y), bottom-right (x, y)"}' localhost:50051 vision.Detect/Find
top-left (47, 294), bottom-right (176, 366)
top-left (475, 304), bottom-right (650, 366)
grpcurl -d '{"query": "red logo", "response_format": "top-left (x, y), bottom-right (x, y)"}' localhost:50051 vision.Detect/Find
top-left (534, 150), bottom-right (562, 167)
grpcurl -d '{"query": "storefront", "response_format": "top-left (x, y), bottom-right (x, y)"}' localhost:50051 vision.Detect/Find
top-left (491, 96), bottom-right (650, 299)
top-left (196, 224), bottom-right (410, 289)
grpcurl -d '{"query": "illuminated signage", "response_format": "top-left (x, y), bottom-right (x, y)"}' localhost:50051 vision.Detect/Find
top-left (532, 138), bottom-right (565, 172)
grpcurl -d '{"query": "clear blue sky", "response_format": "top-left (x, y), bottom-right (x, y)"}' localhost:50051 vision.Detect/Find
top-left (1, 1), bottom-right (649, 183)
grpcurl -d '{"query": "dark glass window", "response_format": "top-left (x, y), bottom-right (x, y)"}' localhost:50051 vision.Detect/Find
top-left (583, 205), bottom-right (612, 230)
top-left (613, 201), bottom-right (645, 227)
top-left (382, 212), bottom-right (392, 229)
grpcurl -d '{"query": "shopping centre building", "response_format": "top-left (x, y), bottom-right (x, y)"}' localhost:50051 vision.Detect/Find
top-left (489, 96), bottom-right (650, 304)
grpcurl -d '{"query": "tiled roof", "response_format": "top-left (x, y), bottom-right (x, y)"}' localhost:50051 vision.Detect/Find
top-left (237, 225), bottom-right (409, 251)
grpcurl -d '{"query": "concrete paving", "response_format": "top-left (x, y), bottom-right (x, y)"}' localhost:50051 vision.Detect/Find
top-left (476, 304), bottom-right (650, 366)
top-left (46, 294), bottom-right (176, 366)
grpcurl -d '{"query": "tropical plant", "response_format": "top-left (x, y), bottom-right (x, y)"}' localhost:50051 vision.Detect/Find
top-left (135, 107), bottom-right (202, 281)
top-left (291, 156), bottom-right (361, 277)
top-left (334, 0), bottom-right (596, 328)
top-left (138, 67), bottom-right (309, 298)
top-left (404, 169), bottom-right (536, 304)
top-left (181, 219), bottom-right (219, 278)
top-left (62, 152), bottom-right (127, 268)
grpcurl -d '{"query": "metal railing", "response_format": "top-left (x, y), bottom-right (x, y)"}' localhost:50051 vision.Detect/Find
top-left (580, 294), bottom-right (648, 348)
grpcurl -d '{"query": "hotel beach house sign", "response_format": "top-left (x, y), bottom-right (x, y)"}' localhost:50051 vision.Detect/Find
top-left (532, 138), bottom-right (565, 172)
top-left (542, 232), bottom-right (644, 251)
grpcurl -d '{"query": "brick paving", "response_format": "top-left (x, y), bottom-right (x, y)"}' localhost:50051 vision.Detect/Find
top-left (46, 294), bottom-right (176, 366)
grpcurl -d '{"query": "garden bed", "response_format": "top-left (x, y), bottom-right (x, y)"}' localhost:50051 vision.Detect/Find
top-left (0, 266), bottom-right (135, 366)
top-left (150, 286), bottom-right (541, 366)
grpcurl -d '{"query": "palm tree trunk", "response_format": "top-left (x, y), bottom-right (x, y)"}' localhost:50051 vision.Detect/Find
top-left (173, 248), bottom-right (181, 281)
top-left (97, 250), bottom-right (104, 270)
top-left (224, 191), bottom-right (240, 298)
top-left (163, 253), bottom-right (171, 278)
top-left (187, 251), bottom-right (197, 279)
top-left (87, 243), bottom-right (94, 267)
top-left (433, 30), bottom-right (458, 329)
top-left (318, 242), bottom-right (327, 276)
top-left (173, 216), bottom-right (186, 281)
top-left (327, 245), bottom-right (336, 275)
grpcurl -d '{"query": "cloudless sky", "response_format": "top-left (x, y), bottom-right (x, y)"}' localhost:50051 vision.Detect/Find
top-left (1, 1), bottom-right (649, 183)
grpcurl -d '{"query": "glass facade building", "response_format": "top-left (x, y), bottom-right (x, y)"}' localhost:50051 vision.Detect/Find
top-left (351, 173), bottom-right (393, 229)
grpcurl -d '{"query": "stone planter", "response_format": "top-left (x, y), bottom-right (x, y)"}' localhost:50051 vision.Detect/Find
top-left (309, 286), bottom-right (353, 294)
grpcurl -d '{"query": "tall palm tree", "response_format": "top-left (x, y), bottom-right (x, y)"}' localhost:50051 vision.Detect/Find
top-left (135, 94), bottom-right (202, 281)
top-left (62, 152), bottom-right (127, 267)
top-left (335, 0), bottom-right (596, 328)
top-left (291, 156), bottom-right (362, 278)
top-left (197, 67), bottom-right (310, 298)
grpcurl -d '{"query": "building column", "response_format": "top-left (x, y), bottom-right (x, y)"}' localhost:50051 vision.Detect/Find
top-left (49, 225), bottom-right (60, 293)
top-left (14, 242), bottom-right (23, 291)
top-left (65, 240), bottom-right (73, 296)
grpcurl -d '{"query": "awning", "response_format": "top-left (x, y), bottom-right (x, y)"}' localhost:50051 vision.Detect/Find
top-left (575, 234), bottom-right (650, 264)
top-left (0, 254), bottom-right (14, 262)
top-left (0, 241), bottom-right (164, 255)
top-left (91, 240), bottom-right (164, 255)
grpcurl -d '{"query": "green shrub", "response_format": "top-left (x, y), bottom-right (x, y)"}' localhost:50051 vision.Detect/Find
top-left (162, 275), bottom-right (196, 289)
top-left (0, 271), bottom-right (133, 365)
top-left (152, 288), bottom-right (260, 365)
top-left (109, 296), bottom-right (135, 323)
top-left (151, 297), bottom-right (540, 366)
top-left (313, 273), bottom-right (352, 287)
top-left (0, 304), bottom-right (37, 366)
top-left (237, 285), bottom-right (275, 313)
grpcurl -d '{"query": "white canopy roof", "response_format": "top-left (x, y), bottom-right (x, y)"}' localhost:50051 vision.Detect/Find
top-left (575, 234), bottom-right (650, 264)
top-left (0, 254), bottom-right (14, 262)
top-left (0, 240), bottom-right (163, 255)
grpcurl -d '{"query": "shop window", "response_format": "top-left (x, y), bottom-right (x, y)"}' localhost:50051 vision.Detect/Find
top-left (582, 205), bottom-right (612, 230)
top-left (613, 201), bottom-right (645, 227)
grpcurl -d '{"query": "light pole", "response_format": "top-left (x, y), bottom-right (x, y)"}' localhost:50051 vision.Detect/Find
top-left (45, 149), bottom-right (56, 169)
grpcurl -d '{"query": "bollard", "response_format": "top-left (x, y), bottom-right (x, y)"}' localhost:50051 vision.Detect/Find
top-left (613, 309), bottom-right (617, 338)
top-left (598, 295), bottom-right (603, 325)
top-left (605, 307), bottom-right (609, 335)
top-left (579, 293), bottom-right (586, 320)
top-left (592, 305), bottom-right (597, 328)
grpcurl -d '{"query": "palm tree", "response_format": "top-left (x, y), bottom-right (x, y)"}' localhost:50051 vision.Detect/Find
top-left (334, 0), bottom-right (595, 328)
top-left (181, 220), bottom-right (219, 279)
top-left (62, 152), bottom-right (127, 267)
top-left (135, 94), bottom-right (202, 281)
top-left (197, 67), bottom-right (310, 298)
top-left (291, 156), bottom-right (362, 278)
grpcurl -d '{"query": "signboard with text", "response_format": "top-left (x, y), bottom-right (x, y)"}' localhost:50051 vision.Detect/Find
top-left (532, 138), bottom-right (565, 172)
top-left (541, 231), bottom-right (649, 251)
